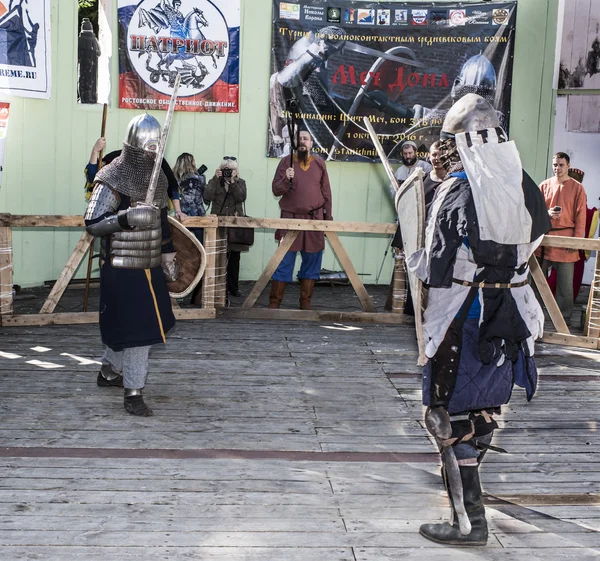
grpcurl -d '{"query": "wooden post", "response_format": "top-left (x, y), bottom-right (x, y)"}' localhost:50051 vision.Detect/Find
top-left (0, 226), bottom-right (13, 316)
top-left (242, 230), bottom-right (300, 309)
top-left (325, 231), bottom-right (376, 313)
top-left (40, 231), bottom-right (94, 314)
top-left (202, 224), bottom-right (218, 310)
top-left (392, 253), bottom-right (407, 314)
top-left (585, 251), bottom-right (600, 339)
top-left (529, 256), bottom-right (570, 335)
top-left (214, 226), bottom-right (228, 307)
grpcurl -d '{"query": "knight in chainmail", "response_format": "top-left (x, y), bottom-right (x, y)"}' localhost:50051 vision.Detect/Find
top-left (405, 95), bottom-right (551, 546)
top-left (84, 114), bottom-right (176, 417)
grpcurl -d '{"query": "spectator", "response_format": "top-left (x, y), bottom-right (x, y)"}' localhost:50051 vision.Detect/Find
top-left (390, 140), bottom-right (432, 199)
top-left (173, 152), bottom-right (207, 240)
top-left (204, 156), bottom-right (249, 298)
top-left (424, 141), bottom-right (447, 209)
top-left (538, 152), bottom-right (587, 324)
top-left (269, 129), bottom-right (332, 310)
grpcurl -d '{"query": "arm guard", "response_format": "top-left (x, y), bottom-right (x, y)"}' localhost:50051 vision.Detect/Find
top-left (84, 183), bottom-right (125, 237)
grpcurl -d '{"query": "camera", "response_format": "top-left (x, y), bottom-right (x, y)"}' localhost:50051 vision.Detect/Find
top-left (222, 168), bottom-right (233, 178)
top-left (287, 97), bottom-right (299, 110)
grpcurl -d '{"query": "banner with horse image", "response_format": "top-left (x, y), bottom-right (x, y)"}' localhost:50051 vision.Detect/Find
top-left (0, 0), bottom-right (51, 99)
top-left (268, 0), bottom-right (516, 163)
top-left (118, 0), bottom-right (240, 112)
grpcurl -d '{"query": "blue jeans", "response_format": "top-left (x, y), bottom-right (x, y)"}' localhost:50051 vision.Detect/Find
top-left (272, 251), bottom-right (323, 282)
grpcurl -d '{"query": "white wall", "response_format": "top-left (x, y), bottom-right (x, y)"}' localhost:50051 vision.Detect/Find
top-left (553, 95), bottom-right (600, 284)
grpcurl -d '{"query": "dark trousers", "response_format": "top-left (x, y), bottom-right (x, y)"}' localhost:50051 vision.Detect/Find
top-left (227, 251), bottom-right (241, 295)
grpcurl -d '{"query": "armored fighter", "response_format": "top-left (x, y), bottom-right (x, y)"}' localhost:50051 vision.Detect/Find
top-left (84, 114), bottom-right (176, 417)
top-left (406, 94), bottom-right (551, 545)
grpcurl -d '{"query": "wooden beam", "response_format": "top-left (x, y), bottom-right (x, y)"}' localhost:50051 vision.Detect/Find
top-left (0, 226), bottom-right (13, 315)
top-left (173, 308), bottom-right (216, 320)
top-left (0, 214), bottom-right (220, 229)
top-left (541, 235), bottom-right (600, 251)
top-left (586, 250), bottom-right (600, 339)
top-left (1, 312), bottom-right (99, 326)
top-left (40, 231), bottom-right (94, 314)
top-left (217, 216), bottom-right (396, 235)
top-left (325, 231), bottom-right (377, 313)
top-left (540, 332), bottom-right (599, 350)
top-left (0, 308), bottom-right (216, 327)
top-left (202, 226), bottom-right (218, 310)
top-left (215, 226), bottom-right (228, 308)
top-left (242, 230), bottom-right (300, 309)
top-left (219, 307), bottom-right (412, 325)
top-left (0, 215), bottom-right (85, 228)
top-left (529, 256), bottom-right (570, 335)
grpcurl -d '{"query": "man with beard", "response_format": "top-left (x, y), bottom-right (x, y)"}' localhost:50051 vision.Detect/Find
top-left (268, 129), bottom-right (333, 310)
top-left (390, 140), bottom-right (432, 199)
top-left (423, 141), bottom-right (447, 210)
top-left (84, 114), bottom-right (176, 417)
top-left (406, 94), bottom-right (551, 546)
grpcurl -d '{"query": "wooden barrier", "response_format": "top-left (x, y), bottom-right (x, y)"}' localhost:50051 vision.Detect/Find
top-left (0, 213), bottom-right (599, 350)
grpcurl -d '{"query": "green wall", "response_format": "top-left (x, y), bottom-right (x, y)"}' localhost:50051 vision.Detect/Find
top-left (1, 0), bottom-right (558, 287)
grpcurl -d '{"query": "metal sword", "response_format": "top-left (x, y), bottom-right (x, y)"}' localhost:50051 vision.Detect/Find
top-left (144, 72), bottom-right (181, 206)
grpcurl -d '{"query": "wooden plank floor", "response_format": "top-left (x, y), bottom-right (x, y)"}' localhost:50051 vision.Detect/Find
top-left (0, 283), bottom-right (599, 559)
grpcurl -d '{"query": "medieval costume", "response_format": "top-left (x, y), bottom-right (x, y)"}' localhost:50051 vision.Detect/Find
top-left (269, 135), bottom-right (332, 310)
top-left (84, 114), bottom-right (176, 417)
top-left (406, 94), bottom-right (552, 546)
top-left (537, 174), bottom-right (587, 321)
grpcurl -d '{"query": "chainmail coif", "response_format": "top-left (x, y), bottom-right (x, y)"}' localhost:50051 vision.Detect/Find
top-left (93, 143), bottom-right (169, 209)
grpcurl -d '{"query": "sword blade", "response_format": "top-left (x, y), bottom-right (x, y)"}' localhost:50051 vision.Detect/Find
top-left (145, 73), bottom-right (181, 206)
top-left (343, 42), bottom-right (424, 68)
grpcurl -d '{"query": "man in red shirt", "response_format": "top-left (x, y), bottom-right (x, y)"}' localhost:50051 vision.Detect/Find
top-left (538, 152), bottom-right (587, 323)
top-left (269, 130), bottom-right (333, 310)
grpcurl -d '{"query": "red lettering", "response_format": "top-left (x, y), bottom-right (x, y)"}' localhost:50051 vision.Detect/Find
top-left (422, 73), bottom-right (436, 87)
top-left (359, 71), bottom-right (381, 86)
top-left (332, 64), bottom-right (358, 85)
top-left (129, 35), bottom-right (144, 51)
top-left (214, 41), bottom-right (228, 57)
top-left (388, 67), bottom-right (405, 93)
top-left (437, 74), bottom-right (449, 88)
top-left (200, 39), bottom-right (215, 55)
top-left (146, 36), bottom-right (159, 52)
top-left (171, 38), bottom-right (185, 54)
top-left (407, 72), bottom-right (420, 87)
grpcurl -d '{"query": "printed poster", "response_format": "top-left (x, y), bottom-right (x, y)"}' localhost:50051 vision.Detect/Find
top-left (0, 0), bottom-right (51, 99)
top-left (118, 0), bottom-right (240, 112)
top-left (268, 1), bottom-right (517, 163)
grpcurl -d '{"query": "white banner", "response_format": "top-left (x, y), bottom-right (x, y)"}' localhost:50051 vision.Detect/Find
top-left (0, 0), bottom-right (51, 99)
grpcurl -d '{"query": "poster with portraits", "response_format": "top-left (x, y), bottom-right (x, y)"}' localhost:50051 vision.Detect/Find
top-left (0, 0), bottom-right (51, 99)
top-left (117, 0), bottom-right (240, 112)
top-left (268, 1), bottom-right (517, 163)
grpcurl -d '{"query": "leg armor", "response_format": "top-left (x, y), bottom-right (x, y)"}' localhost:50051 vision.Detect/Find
top-left (420, 410), bottom-right (498, 546)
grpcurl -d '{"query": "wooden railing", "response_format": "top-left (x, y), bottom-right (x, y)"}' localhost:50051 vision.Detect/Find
top-left (1, 213), bottom-right (599, 351)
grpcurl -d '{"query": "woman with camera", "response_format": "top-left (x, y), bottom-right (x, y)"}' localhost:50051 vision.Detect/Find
top-left (204, 156), bottom-right (249, 298)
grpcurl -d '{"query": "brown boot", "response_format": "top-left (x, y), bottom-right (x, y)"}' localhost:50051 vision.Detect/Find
top-left (299, 279), bottom-right (315, 310)
top-left (268, 281), bottom-right (286, 309)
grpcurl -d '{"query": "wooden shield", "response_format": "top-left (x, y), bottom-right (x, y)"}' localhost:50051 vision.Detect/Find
top-left (394, 168), bottom-right (427, 365)
top-left (167, 216), bottom-right (206, 298)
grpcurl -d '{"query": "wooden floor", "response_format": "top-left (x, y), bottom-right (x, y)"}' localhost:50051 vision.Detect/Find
top-left (1, 283), bottom-right (599, 559)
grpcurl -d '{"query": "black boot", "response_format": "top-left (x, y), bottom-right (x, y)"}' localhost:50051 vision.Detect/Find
top-left (97, 364), bottom-right (124, 387)
top-left (419, 464), bottom-right (488, 546)
top-left (124, 389), bottom-right (153, 417)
